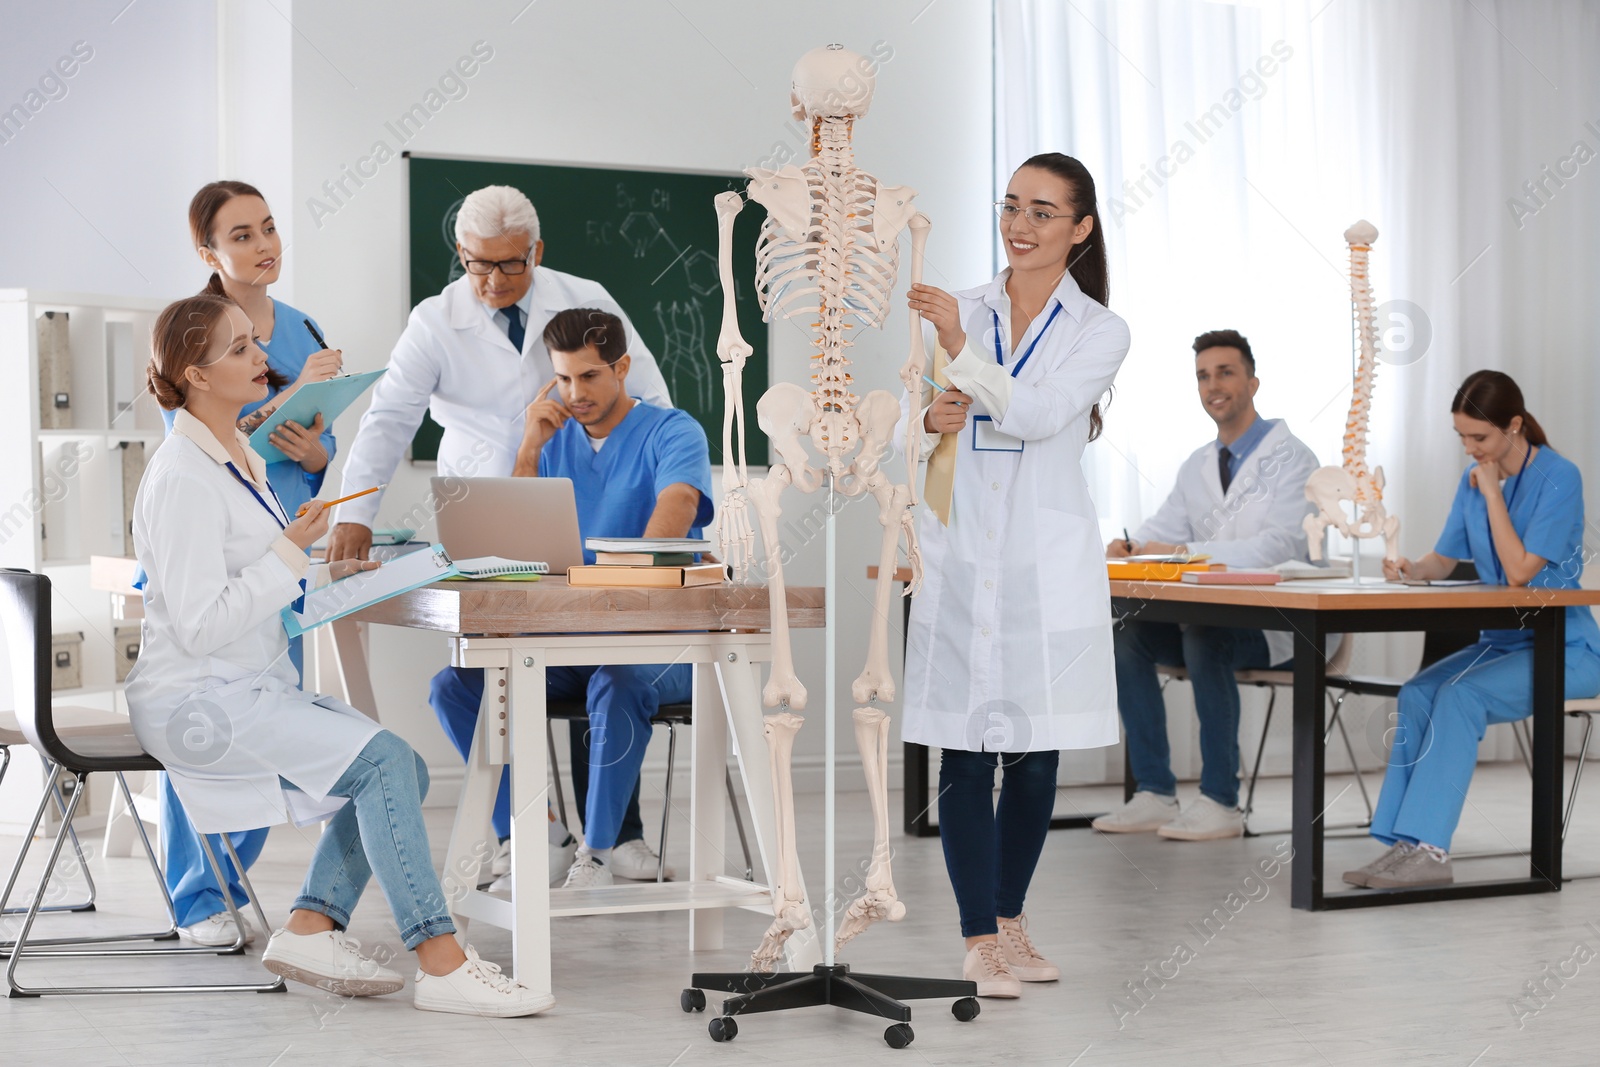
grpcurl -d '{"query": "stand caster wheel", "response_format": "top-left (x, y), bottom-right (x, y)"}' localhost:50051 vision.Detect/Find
top-left (709, 1016), bottom-right (738, 1042)
top-left (884, 1023), bottom-right (914, 1049)
top-left (681, 988), bottom-right (705, 1013)
top-left (952, 997), bottom-right (980, 1022)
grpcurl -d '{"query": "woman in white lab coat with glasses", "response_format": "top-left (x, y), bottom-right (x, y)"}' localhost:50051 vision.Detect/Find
top-left (902, 153), bottom-right (1130, 998)
top-left (127, 292), bottom-right (551, 1018)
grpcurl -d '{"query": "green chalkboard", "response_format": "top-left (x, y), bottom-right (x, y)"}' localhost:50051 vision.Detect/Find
top-left (405, 154), bottom-right (768, 465)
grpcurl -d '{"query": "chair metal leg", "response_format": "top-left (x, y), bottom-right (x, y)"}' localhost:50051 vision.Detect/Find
top-left (7, 770), bottom-right (285, 996)
top-left (546, 719), bottom-right (568, 828)
top-left (0, 760), bottom-right (97, 917)
top-left (1564, 714), bottom-right (1595, 843)
top-left (725, 769), bottom-right (754, 882)
top-left (658, 724), bottom-right (675, 883)
top-left (1242, 684), bottom-right (1276, 832)
top-left (1327, 693), bottom-right (1375, 824)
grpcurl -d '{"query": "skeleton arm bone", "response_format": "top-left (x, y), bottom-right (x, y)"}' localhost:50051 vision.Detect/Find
top-left (900, 213), bottom-right (932, 509)
top-left (714, 191), bottom-right (756, 579)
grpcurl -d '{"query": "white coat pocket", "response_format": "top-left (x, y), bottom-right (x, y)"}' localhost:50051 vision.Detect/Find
top-left (1034, 508), bottom-right (1110, 632)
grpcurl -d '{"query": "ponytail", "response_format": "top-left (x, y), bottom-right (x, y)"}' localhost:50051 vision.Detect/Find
top-left (1015, 152), bottom-right (1113, 441)
top-left (203, 271), bottom-right (227, 297)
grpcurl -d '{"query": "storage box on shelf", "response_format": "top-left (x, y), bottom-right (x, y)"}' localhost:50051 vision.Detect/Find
top-left (1, 290), bottom-right (166, 835)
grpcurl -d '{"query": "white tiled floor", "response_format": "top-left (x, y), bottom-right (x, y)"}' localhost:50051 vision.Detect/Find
top-left (5, 763), bottom-right (1600, 1065)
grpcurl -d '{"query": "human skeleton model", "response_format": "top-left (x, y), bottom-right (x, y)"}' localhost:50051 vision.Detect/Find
top-left (1304, 220), bottom-right (1401, 563)
top-left (714, 45), bottom-right (931, 971)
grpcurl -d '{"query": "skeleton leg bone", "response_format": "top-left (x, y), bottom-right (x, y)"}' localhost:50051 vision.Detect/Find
top-left (751, 711), bottom-right (809, 972)
top-left (714, 191), bottom-right (756, 578)
top-left (834, 706), bottom-right (905, 953)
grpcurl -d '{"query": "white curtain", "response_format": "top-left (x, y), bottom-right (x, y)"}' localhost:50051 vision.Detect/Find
top-left (997, 0), bottom-right (1600, 779)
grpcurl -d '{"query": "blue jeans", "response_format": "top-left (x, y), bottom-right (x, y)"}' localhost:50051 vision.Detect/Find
top-left (1113, 620), bottom-right (1276, 808)
top-left (290, 730), bottom-right (456, 950)
top-left (157, 634), bottom-right (299, 925)
top-left (1371, 641), bottom-right (1600, 851)
top-left (431, 663), bottom-right (692, 849)
top-left (937, 748), bottom-right (1060, 938)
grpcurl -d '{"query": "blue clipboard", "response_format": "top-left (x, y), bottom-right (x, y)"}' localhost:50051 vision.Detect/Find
top-left (249, 369), bottom-right (386, 464)
top-left (282, 544), bottom-right (459, 638)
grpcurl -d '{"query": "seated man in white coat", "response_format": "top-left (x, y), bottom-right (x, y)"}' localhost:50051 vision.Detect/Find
top-left (328, 184), bottom-right (673, 882)
top-left (1095, 330), bottom-right (1317, 841)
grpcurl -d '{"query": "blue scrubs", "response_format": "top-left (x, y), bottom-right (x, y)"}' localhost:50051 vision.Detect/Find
top-left (432, 400), bottom-right (714, 848)
top-left (1371, 447), bottom-right (1600, 850)
top-left (154, 297), bottom-right (337, 926)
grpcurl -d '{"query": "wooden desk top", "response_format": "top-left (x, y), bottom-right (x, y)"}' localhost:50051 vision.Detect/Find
top-left (349, 577), bottom-right (825, 636)
top-left (1109, 579), bottom-right (1600, 611)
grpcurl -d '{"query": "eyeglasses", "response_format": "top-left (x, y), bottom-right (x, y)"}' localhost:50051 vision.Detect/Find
top-left (994, 202), bottom-right (1079, 225)
top-left (461, 256), bottom-right (530, 276)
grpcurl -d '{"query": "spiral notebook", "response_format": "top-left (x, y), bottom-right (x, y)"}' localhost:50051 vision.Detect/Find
top-left (446, 556), bottom-right (550, 580)
top-left (282, 544), bottom-right (458, 637)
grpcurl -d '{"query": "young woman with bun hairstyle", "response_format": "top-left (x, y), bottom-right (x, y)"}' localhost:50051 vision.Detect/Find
top-left (128, 293), bottom-right (551, 1017)
top-left (1343, 370), bottom-right (1600, 889)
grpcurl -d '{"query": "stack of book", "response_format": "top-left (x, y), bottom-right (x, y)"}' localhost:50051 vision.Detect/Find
top-left (567, 538), bottom-right (727, 588)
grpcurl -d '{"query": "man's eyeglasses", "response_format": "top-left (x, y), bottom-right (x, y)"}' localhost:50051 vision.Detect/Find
top-left (462, 256), bottom-right (530, 276)
top-left (994, 202), bottom-right (1079, 225)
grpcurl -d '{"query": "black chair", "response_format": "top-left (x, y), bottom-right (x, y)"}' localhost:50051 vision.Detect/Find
top-left (0, 570), bottom-right (282, 997)
top-left (546, 700), bottom-right (754, 882)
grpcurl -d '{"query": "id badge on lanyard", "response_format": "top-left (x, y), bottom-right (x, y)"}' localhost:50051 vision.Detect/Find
top-left (970, 302), bottom-right (1064, 454)
top-left (226, 462), bottom-right (307, 616)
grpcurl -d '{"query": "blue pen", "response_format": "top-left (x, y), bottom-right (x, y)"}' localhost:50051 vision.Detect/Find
top-left (923, 375), bottom-right (966, 405)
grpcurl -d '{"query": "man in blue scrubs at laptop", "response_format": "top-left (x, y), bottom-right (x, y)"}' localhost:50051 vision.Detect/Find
top-left (430, 308), bottom-right (713, 888)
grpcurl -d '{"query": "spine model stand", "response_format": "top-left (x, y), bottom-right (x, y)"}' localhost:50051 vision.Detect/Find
top-left (714, 44), bottom-right (930, 972)
top-left (1304, 220), bottom-right (1401, 563)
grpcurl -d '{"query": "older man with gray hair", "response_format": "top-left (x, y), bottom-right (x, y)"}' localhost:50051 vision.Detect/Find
top-left (330, 184), bottom-right (671, 883)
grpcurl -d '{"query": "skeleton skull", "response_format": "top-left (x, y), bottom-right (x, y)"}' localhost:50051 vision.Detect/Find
top-left (790, 43), bottom-right (875, 121)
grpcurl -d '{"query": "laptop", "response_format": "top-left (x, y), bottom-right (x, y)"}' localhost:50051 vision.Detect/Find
top-left (431, 476), bottom-right (585, 575)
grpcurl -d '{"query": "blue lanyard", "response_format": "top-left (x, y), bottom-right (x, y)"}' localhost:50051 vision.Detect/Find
top-left (991, 301), bottom-right (1063, 379)
top-left (1487, 448), bottom-right (1531, 586)
top-left (225, 461), bottom-right (306, 612)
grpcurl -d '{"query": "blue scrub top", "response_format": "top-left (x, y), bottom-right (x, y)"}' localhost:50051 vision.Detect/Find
top-left (1435, 445), bottom-right (1600, 655)
top-left (159, 297), bottom-right (338, 517)
top-left (540, 400), bottom-right (714, 563)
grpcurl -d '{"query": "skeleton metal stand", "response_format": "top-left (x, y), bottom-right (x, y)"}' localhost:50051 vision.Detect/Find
top-left (684, 485), bottom-right (978, 1049)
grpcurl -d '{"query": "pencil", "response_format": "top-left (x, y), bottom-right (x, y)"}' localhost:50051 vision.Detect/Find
top-left (296, 483), bottom-right (386, 517)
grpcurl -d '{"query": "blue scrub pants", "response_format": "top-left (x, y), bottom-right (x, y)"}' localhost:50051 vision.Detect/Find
top-left (431, 662), bottom-right (690, 849)
top-left (1113, 620), bottom-right (1279, 808)
top-left (157, 635), bottom-right (301, 926)
top-left (290, 730), bottom-right (456, 950)
top-left (1371, 640), bottom-right (1600, 851)
top-left (938, 748), bottom-right (1060, 938)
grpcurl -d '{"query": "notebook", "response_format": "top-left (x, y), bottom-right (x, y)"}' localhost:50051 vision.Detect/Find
top-left (583, 537), bottom-right (712, 554)
top-left (283, 544), bottom-right (457, 637)
top-left (249, 369), bottom-right (386, 464)
top-left (447, 556), bottom-right (550, 579)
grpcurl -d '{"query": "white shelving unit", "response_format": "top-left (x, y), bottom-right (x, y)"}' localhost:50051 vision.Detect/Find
top-left (0, 289), bottom-right (168, 835)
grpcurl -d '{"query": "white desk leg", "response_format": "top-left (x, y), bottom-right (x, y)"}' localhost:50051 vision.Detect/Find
top-left (688, 660), bottom-right (727, 951)
top-left (716, 655), bottom-right (821, 971)
top-left (508, 651), bottom-right (552, 997)
top-left (330, 618), bottom-right (381, 722)
top-left (440, 665), bottom-right (503, 939)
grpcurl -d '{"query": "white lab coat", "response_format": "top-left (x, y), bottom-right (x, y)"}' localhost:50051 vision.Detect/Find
top-left (125, 410), bottom-right (381, 834)
top-left (338, 269), bottom-right (673, 527)
top-left (896, 270), bottom-right (1130, 753)
top-left (1135, 420), bottom-right (1319, 665)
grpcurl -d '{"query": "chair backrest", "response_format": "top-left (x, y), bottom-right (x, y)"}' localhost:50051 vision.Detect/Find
top-left (0, 570), bottom-right (60, 760)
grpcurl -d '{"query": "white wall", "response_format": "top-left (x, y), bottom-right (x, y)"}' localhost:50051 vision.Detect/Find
top-left (0, 1), bottom-right (217, 295)
top-left (269, 1), bottom-right (996, 788)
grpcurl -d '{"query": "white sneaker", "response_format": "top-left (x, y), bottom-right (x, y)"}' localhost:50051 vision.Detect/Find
top-left (560, 847), bottom-right (613, 888)
top-left (485, 833), bottom-right (580, 894)
top-left (261, 928), bottom-right (405, 996)
top-left (610, 838), bottom-right (674, 881)
top-left (1092, 791), bottom-right (1180, 833)
top-left (490, 839), bottom-right (512, 878)
top-left (413, 945), bottom-right (555, 1018)
top-left (1156, 796), bottom-right (1245, 841)
top-left (178, 910), bottom-right (256, 947)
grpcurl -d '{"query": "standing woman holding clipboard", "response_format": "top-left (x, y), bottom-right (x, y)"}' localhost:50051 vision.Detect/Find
top-left (900, 153), bottom-right (1130, 997)
top-left (150, 181), bottom-right (341, 947)
top-left (130, 293), bottom-right (550, 1016)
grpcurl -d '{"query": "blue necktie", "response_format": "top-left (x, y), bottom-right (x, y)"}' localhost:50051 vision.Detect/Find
top-left (502, 304), bottom-right (525, 351)
top-left (1219, 446), bottom-right (1234, 493)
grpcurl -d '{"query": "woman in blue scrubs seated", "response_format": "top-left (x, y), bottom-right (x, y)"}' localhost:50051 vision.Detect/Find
top-left (157, 181), bottom-right (343, 947)
top-left (1344, 370), bottom-right (1600, 889)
